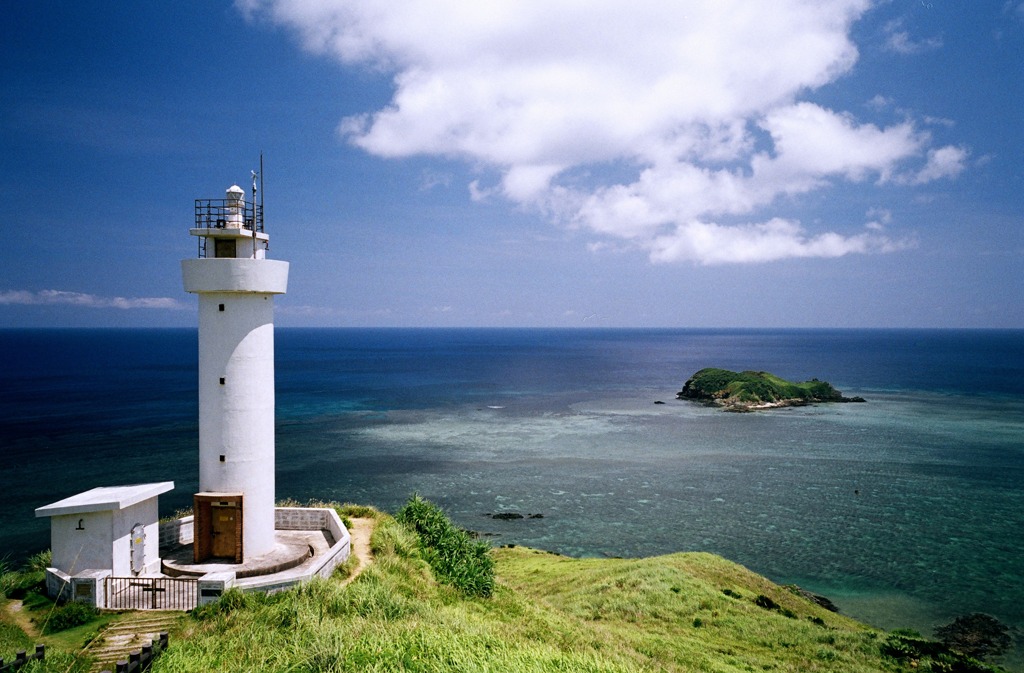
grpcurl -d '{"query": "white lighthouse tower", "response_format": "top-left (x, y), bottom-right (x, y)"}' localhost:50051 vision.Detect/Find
top-left (181, 179), bottom-right (288, 563)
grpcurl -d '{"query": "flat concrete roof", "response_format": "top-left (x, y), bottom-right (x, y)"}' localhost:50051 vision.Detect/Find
top-left (35, 482), bottom-right (174, 518)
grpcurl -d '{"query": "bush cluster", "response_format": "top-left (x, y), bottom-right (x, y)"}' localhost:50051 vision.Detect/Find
top-left (0, 550), bottom-right (50, 599)
top-left (42, 601), bottom-right (97, 634)
top-left (754, 593), bottom-right (797, 619)
top-left (882, 630), bottom-right (1002, 673)
top-left (395, 495), bottom-right (494, 597)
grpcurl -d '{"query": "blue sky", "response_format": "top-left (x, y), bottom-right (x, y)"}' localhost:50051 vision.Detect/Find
top-left (1, 0), bottom-right (1022, 328)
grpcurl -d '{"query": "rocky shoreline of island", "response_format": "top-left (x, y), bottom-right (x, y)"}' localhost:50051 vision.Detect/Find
top-left (677, 367), bottom-right (866, 412)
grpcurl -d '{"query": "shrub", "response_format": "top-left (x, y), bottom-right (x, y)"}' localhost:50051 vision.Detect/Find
top-left (25, 550), bottom-right (51, 574)
top-left (191, 587), bottom-right (248, 620)
top-left (335, 503), bottom-right (379, 519)
top-left (395, 495), bottom-right (494, 597)
top-left (882, 631), bottom-right (1000, 673)
top-left (160, 506), bottom-right (194, 522)
top-left (0, 559), bottom-right (15, 597)
top-left (42, 601), bottom-right (97, 634)
top-left (1, 551), bottom-right (49, 599)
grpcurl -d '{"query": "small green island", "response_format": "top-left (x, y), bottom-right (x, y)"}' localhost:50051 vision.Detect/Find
top-left (678, 367), bottom-right (866, 411)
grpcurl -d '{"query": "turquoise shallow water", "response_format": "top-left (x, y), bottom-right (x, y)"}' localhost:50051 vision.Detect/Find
top-left (1, 328), bottom-right (1022, 666)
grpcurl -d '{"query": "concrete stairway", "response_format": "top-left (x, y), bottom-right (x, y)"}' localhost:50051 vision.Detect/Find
top-left (85, 613), bottom-right (180, 673)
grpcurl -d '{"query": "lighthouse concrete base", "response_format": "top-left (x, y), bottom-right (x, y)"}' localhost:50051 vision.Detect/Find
top-left (158, 507), bottom-right (351, 603)
top-left (161, 529), bottom-right (328, 579)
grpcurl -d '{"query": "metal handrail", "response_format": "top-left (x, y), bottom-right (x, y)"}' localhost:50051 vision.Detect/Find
top-left (194, 199), bottom-right (264, 233)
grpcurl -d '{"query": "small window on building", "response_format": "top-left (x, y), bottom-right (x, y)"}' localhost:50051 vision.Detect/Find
top-left (214, 239), bottom-right (235, 258)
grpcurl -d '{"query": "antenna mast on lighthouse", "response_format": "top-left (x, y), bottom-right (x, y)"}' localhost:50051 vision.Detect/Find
top-left (250, 153), bottom-right (265, 260)
top-left (250, 171), bottom-right (258, 259)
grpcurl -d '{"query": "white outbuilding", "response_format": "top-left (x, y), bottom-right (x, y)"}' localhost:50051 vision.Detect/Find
top-left (35, 482), bottom-right (174, 577)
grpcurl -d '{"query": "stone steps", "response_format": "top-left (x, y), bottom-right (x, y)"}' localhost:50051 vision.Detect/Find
top-left (85, 614), bottom-right (180, 673)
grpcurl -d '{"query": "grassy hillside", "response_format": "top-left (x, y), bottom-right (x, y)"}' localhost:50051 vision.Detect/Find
top-left (496, 547), bottom-right (880, 671)
top-left (678, 368), bottom-right (864, 410)
top-left (150, 507), bottom-right (995, 673)
top-left (3, 503), bottom-right (1004, 672)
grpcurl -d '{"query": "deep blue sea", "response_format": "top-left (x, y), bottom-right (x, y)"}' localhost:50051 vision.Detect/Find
top-left (2, 328), bottom-right (1022, 663)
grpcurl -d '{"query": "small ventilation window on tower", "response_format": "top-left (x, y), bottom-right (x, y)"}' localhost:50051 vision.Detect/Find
top-left (219, 377), bottom-right (225, 385)
top-left (219, 304), bottom-right (225, 312)
top-left (214, 239), bottom-right (235, 259)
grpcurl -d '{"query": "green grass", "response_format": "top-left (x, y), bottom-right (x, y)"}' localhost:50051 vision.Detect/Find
top-left (395, 495), bottom-right (494, 597)
top-left (1, 551), bottom-right (50, 600)
top-left (148, 507), bottom-right (1003, 673)
top-left (496, 547), bottom-right (887, 672)
top-left (0, 582), bottom-right (100, 672)
top-left (4, 504), bottom-right (1001, 673)
top-left (0, 609), bottom-right (34, 660)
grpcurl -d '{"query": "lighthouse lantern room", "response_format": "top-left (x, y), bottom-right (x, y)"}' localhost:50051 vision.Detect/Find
top-left (182, 180), bottom-right (288, 563)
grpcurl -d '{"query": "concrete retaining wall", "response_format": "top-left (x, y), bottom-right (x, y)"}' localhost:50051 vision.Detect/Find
top-left (275, 507), bottom-right (330, 531)
top-left (238, 507), bottom-right (351, 593)
top-left (159, 515), bottom-right (194, 550)
top-left (158, 507), bottom-right (352, 599)
top-left (45, 568), bottom-right (112, 608)
top-left (45, 568), bottom-right (72, 603)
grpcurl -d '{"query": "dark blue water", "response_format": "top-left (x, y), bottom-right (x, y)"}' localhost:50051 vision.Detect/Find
top-left (2, 328), bottom-right (1022, 662)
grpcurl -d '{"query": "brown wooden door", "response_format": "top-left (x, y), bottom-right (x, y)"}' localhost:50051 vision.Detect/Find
top-left (210, 505), bottom-right (238, 558)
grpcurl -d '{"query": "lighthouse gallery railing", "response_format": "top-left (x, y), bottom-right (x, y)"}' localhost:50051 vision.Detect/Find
top-left (193, 198), bottom-right (265, 259)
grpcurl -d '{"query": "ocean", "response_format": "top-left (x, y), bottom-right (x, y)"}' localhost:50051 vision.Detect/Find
top-left (2, 328), bottom-right (1022, 662)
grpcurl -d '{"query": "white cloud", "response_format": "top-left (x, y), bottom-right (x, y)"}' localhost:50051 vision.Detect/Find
top-left (649, 218), bottom-right (910, 265)
top-left (866, 94), bottom-right (893, 110)
top-left (569, 102), bottom-right (922, 242)
top-left (923, 115), bottom-right (955, 128)
top-left (0, 290), bottom-right (186, 310)
top-left (882, 19), bottom-right (943, 54)
top-left (752, 102), bottom-right (921, 185)
top-left (419, 170), bottom-right (452, 191)
top-left (865, 207), bottom-right (892, 230)
top-left (468, 180), bottom-right (495, 203)
top-left (240, 0), bottom-right (965, 265)
top-left (906, 145), bottom-right (969, 184)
